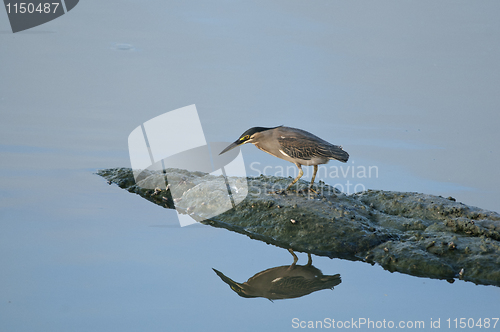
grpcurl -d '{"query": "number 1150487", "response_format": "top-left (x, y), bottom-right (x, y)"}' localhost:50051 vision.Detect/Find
top-left (5, 2), bottom-right (60, 14)
top-left (446, 318), bottom-right (499, 329)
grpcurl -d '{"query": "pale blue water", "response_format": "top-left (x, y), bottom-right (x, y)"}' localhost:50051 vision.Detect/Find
top-left (1, 1), bottom-right (499, 331)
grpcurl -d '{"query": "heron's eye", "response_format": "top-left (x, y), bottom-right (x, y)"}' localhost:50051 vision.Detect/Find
top-left (240, 135), bottom-right (250, 141)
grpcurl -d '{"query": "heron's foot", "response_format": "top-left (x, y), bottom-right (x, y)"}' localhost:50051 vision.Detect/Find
top-left (307, 253), bottom-right (312, 266)
top-left (288, 248), bottom-right (298, 267)
top-left (308, 187), bottom-right (318, 195)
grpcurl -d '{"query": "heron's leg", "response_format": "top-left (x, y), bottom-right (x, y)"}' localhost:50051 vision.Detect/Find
top-left (285, 164), bottom-right (303, 191)
top-left (308, 165), bottom-right (318, 194)
top-left (306, 253), bottom-right (312, 267)
top-left (288, 248), bottom-right (298, 268)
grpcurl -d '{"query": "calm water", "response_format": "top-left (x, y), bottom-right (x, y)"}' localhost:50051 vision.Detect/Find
top-left (1, 1), bottom-right (499, 331)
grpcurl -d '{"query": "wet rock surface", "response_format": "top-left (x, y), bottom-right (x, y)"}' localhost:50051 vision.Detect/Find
top-left (97, 168), bottom-right (500, 287)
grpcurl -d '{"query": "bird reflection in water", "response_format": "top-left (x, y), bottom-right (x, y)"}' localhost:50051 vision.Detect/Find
top-left (213, 249), bottom-right (341, 301)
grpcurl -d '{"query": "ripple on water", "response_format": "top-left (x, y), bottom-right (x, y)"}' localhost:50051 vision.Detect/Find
top-left (112, 43), bottom-right (135, 51)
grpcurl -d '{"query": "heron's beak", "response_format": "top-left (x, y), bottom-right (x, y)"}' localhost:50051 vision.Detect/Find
top-left (212, 268), bottom-right (241, 291)
top-left (219, 141), bottom-right (240, 155)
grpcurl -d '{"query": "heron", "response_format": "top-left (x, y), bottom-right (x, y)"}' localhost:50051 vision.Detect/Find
top-left (220, 126), bottom-right (349, 192)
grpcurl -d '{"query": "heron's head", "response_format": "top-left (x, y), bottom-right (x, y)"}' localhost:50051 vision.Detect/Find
top-left (219, 126), bottom-right (281, 155)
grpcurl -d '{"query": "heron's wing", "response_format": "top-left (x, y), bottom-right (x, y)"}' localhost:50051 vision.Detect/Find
top-left (269, 275), bottom-right (342, 298)
top-left (278, 135), bottom-right (349, 162)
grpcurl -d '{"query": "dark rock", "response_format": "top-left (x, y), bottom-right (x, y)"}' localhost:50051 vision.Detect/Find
top-left (97, 168), bottom-right (500, 287)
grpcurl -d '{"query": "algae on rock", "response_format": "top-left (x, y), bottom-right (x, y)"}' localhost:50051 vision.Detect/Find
top-left (97, 167), bottom-right (500, 287)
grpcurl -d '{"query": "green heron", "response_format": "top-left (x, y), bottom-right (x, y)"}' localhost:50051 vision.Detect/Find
top-left (213, 249), bottom-right (341, 300)
top-left (220, 126), bottom-right (349, 192)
